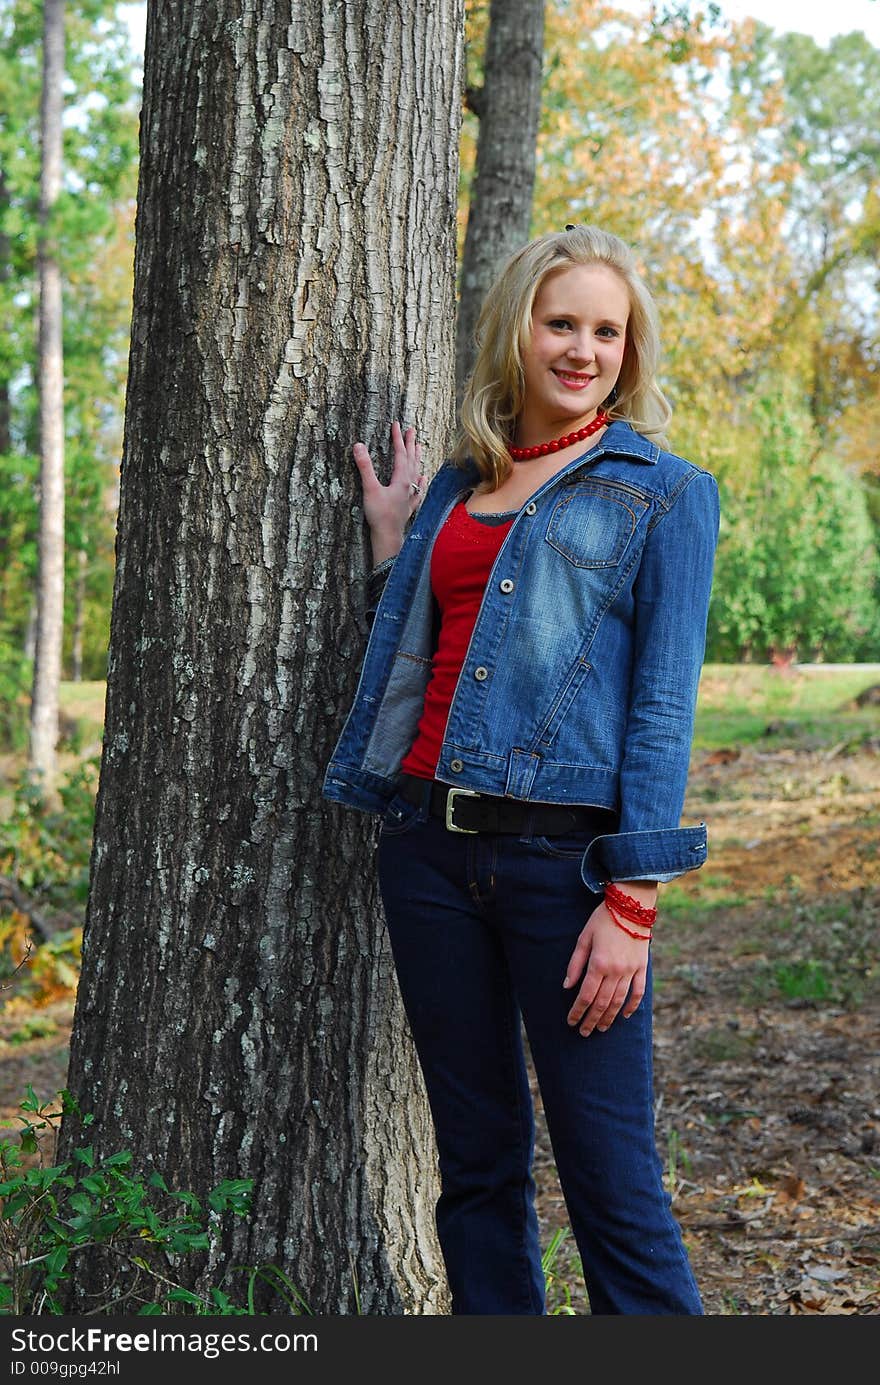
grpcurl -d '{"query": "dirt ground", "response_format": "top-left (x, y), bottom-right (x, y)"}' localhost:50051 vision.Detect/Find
top-left (1, 729), bottom-right (878, 1315)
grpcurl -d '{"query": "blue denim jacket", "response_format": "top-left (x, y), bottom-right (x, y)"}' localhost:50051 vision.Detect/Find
top-left (322, 421), bottom-right (720, 891)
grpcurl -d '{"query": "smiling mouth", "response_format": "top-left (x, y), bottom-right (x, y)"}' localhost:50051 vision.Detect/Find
top-left (553, 370), bottom-right (595, 385)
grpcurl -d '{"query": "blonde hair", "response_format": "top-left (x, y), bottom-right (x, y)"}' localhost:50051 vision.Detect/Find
top-left (452, 224), bottom-right (672, 486)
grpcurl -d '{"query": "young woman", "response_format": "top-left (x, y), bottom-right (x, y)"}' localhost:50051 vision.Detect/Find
top-left (323, 224), bottom-right (720, 1315)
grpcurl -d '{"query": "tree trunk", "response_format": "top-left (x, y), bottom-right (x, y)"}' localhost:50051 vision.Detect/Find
top-left (60, 0), bottom-right (464, 1316)
top-left (456, 0), bottom-right (544, 405)
top-left (29, 0), bottom-right (66, 793)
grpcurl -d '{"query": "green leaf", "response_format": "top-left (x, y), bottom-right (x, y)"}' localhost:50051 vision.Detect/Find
top-left (45, 1245), bottom-right (70, 1277)
top-left (20, 1085), bottom-right (40, 1113)
top-left (102, 1151), bottom-right (133, 1169)
top-left (208, 1179), bottom-right (253, 1213)
top-left (79, 1173), bottom-right (109, 1195)
top-left (167, 1287), bottom-right (203, 1306)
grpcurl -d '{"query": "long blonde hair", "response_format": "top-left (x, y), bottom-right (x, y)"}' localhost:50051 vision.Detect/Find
top-left (452, 224), bottom-right (672, 486)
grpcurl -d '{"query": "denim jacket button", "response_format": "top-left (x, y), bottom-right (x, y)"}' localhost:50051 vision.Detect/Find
top-left (500, 578), bottom-right (514, 593)
top-left (524, 502), bottom-right (537, 515)
top-left (474, 666), bottom-right (489, 681)
top-left (450, 758), bottom-right (464, 772)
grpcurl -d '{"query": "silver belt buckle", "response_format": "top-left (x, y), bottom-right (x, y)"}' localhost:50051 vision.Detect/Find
top-left (445, 786), bottom-right (480, 833)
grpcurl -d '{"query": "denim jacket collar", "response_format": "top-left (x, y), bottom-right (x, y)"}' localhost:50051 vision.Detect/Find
top-left (584, 420), bottom-right (660, 465)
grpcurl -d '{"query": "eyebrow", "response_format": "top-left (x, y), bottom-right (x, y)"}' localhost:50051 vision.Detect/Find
top-left (542, 309), bottom-right (627, 329)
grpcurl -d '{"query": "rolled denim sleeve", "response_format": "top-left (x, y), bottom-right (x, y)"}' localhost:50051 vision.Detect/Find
top-left (365, 555), bottom-right (397, 629)
top-left (581, 470), bottom-right (720, 892)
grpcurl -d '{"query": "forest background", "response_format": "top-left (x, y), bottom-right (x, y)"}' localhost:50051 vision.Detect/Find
top-left (0, 0), bottom-right (878, 1317)
top-left (3, 0), bottom-right (880, 715)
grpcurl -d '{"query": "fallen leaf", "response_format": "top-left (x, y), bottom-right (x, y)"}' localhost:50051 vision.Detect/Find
top-left (777, 1174), bottom-right (806, 1204)
top-left (805, 1265), bottom-right (849, 1283)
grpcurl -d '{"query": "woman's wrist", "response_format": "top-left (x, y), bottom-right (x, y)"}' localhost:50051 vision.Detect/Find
top-left (370, 526), bottom-right (405, 566)
top-left (604, 881), bottom-right (657, 942)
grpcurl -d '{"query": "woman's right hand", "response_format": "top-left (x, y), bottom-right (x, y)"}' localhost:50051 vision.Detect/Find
top-left (353, 421), bottom-right (425, 563)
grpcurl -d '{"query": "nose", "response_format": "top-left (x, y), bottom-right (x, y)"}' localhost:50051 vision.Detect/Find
top-left (566, 331), bottom-right (595, 364)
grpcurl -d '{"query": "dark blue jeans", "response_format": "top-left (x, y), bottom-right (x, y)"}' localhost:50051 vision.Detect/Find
top-left (376, 781), bottom-right (703, 1316)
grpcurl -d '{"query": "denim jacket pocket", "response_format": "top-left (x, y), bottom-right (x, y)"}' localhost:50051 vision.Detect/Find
top-left (545, 482), bottom-right (648, 569)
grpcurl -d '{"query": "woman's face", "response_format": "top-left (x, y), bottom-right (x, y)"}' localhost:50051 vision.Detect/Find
top-left (518, 263), bottom-right (630, 442)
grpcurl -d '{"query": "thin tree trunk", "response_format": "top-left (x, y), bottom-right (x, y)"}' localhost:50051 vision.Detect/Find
top-left (23, 600), bottom-right (36, 661)
top-left (29, 0), bottom-right (66, 793)
top-left (60, 0), bottom-right (464, 1316)
top-left (456, 0), bottom-right (545, 405)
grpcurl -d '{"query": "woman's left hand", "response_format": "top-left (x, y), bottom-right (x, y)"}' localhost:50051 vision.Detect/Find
top-left (562, 899), bottom-right (650, 1035)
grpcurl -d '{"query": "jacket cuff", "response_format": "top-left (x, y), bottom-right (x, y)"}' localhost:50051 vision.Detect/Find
top-left (581, 825), bottom-right (708, 892)
top-left (365, 556), bottom-right (397, 626)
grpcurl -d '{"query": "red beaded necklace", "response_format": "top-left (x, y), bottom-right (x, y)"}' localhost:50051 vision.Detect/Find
top-left (508, 409), bottom-right (610, 461)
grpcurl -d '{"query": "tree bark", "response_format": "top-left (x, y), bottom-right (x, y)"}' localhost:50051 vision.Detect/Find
top-left (60, 0), bottom-right (464, 1315)
top-left (455, 0), bottom-right (544, 406)
top-left (29, 0), bottom-right (66, 794)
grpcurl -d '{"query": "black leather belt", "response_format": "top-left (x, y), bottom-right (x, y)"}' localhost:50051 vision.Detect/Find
top-left (397, 772), bottom-right (612, 836)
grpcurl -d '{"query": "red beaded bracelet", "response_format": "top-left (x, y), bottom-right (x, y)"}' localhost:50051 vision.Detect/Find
top-left (605, 901), bottom-right (652, 942)
top-left (604, 882), bottom-right (657, 926)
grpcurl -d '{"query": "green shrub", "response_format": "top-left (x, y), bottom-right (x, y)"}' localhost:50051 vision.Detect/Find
top-left (707, 392), bottom-right (880, 663)
top-left (0, 1087), bottom-right (256, 1315)
top-left (1, 757), bottom-right (98, 916)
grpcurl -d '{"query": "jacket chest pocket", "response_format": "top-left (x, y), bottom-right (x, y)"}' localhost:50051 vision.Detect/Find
top-left (545, 482), bottom-right (649, 569)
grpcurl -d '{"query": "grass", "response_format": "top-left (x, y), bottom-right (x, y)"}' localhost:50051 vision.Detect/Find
top-left (7, 666), bottom-right (879, 785)
top-left (693, 662), bottom-right (880, 752)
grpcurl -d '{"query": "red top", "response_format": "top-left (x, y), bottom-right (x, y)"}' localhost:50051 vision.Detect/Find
top-left (400, 500), bottom-right (516, 780)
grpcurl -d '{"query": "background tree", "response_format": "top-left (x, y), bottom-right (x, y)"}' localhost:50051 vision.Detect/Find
top-left (484, 0), bottom-right (880, 660)
top-left (0, 0), bottom-right (139, 743)
top-left (59, 0), bottom-right (464, 1315)
top-left (28, 0), bottom-right (65, 792)
top-left (707, 392), bottom-right (880, 665)
top-left (455, 0), bottom-right (545, 403)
